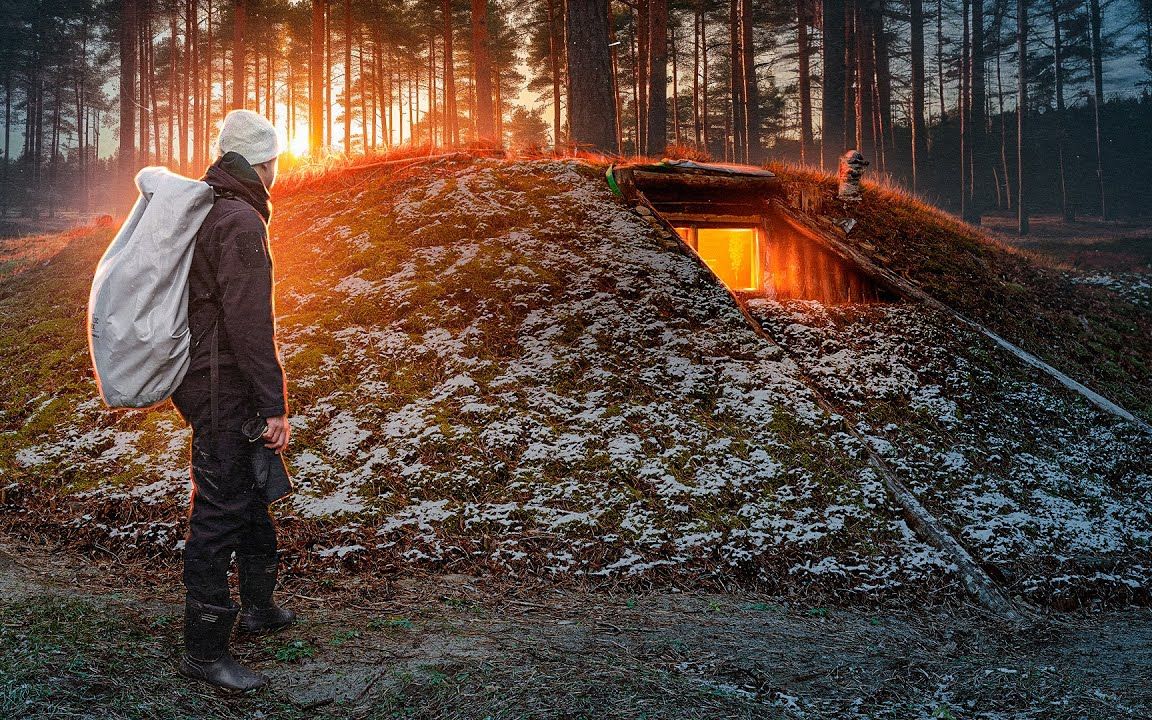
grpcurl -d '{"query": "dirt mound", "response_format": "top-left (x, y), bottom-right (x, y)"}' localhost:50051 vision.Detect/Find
top-left (0, 156), bottom-right (1148, 607)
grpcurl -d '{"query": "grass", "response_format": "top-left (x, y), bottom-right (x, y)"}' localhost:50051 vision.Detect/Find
top-left (0, 154), bottom-right (1148, 608)
top-left (0, 595), bottom-right (323, 720)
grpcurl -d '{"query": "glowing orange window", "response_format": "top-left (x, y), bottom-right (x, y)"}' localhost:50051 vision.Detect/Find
top-left (676, 227), bottom-right (759, 291)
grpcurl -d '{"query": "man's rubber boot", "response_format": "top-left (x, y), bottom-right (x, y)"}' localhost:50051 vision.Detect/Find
top-left (237, 554), bottom-right (297, 634)
top-left (179, 597), bottom-right (267, 691)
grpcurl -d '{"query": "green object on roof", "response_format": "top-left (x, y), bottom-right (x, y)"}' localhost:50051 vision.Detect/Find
top-left (605, 165), bottom-right (623, 197)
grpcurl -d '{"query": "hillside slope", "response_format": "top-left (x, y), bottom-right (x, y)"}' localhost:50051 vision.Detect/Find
top-left (0, 156), bottom-right (1148, 605)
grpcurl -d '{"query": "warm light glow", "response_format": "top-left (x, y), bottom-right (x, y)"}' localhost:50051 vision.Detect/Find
top-left (678, 227), bottom-right (759, 291)
top-left (288, 134), bottom-right (309, 157)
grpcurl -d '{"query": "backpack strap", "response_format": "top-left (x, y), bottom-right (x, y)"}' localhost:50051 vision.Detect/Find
top-left (210, 313), bottom-right (219, 450)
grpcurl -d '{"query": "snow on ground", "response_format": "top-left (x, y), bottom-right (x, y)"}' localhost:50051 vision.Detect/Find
top-left (748, 298), bottom-right (1152, 602)
top-left (1068, 271), bottom-right (1152, 309)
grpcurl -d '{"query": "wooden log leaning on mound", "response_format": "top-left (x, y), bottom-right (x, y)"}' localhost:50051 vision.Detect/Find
top-left (771, 200), bottom-right (1152, 437)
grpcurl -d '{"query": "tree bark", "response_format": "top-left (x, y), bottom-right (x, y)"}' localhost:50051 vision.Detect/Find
top-left (205, 0), bottom-right (214, 163)
top-left (188, 0), bottom-right (200, 166)
top-left (910, 0), bottom-right (924, 190)
top-left (471, 0), bottom-right (496, 142)
top-left (326, 2), bottom-right (333, 145)
top-left (821, 0), bottom-right (845, 169)
top-left (345, 0), bottom-right (353, 153)
top-left (959, 0), bottom-right (969, 220)
top-left (546, 0), bottom-right (562, 150)
top-left (872, 1), bottom-right (892, 166)
top-left (637, 0), bottom-right (650, 153)
top-left (693, 9), bottom-right (702, 147)
top-left (969, 0), bottom-right (986, 223)
top-left (740, 0), bottom-right (760, 162)
top-left (646, 0), bottom-right (668, 155)
top-left (935, 0), bottom-right (945, 120)
top-left (233, 0), bottom-right (246, 110)
top-left (1052, 0), bottom-right (1072, 221)
top-left (565, 0), bottom-right (619, 153)
top-left (3, 70), bottom-right (11, 212)
top-left (120, 0), bottom-right (137, 174)
top-left (1016, 0), bottom-right (1027, 235)
top-left (853, 0), bottom-right (875, 163)
top-left (798, 0), bottom-right (813, 165)
top-left (311, 0), bottom-right (325, 153)
top-left (729, 0), bottom-right (745, 162)
top-left (1088, 0), bottom-right (1107, 219)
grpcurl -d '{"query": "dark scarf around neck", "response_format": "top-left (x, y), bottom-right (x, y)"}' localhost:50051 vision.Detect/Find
top-left (204, 151), bottom-right (273, 222)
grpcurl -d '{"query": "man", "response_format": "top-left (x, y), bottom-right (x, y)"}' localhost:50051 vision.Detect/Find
top-left (171, 109), bottom-right (294, 691)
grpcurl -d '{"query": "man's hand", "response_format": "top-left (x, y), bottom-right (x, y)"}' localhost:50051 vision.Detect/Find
top-left (262, 415), bottom-right (291, 453)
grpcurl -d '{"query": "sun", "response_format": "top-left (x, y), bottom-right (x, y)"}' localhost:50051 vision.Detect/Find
top-left (288, 134), bottom-right (309, 157)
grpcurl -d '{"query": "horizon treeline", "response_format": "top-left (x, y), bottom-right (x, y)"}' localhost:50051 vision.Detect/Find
top-left (2, 0), bottom-right (1152, 226)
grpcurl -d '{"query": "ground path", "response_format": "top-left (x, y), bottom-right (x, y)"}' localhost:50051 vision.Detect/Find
top-left (1, 537), bottom-right (1149, 719)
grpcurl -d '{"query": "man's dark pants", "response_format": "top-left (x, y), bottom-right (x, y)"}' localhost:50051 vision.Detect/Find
top-left (173, 364), bottom-right (277, 607)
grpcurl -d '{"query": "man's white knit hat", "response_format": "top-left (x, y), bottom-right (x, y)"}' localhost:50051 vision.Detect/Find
top-left (214, 109), bottom-right (281, 166)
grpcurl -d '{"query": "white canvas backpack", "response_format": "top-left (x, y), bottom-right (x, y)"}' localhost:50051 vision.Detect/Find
top-left (87, 167), bottom-right (215, 408)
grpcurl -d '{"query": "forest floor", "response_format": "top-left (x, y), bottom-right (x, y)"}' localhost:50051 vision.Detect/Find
top-left (2, 535), bottom-right (1150, 720)
top-left (982, 213), bottom-right (1152, 272)
top-left (0, 210), bottom-right (105, 240)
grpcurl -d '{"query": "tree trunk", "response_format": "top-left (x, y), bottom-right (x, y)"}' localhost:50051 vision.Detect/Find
top-left (138, 9), bottom-right (150, 164)
top-left (968, 0), bottom-right (985, 224)
top-left (693, 9), bottom-right (702, 147)
top-left (646, 0), bottom-right (668, 155)
top-left (797, 0), bottom-right (813, 165)
top-left (233, 0), bottom-right (246, 110)
top-left (993, 1), bottom-right (1010, 209)
top-left (169, 9), bottom-right (178, 166)
top-left (729, 0), bottom-right (745, 162)
top-left (821, 0), bottom-right (845, 169)
top-left (671, 21), bottom-right (680, 144)
top-left (149, 14), bottom-right (161, 162)
top-left (345, 0), bottom-right (353, 153)
top-left (935, 0), bottom-right (945, 120)
top-left (471, 0), bottom-right (496, 142)
top-left (3, 70), bottom-right (11, 213)
top-left (311, 0), bottom-right (325, 153)
top-left (1016, 0), bottom-right (1027, 235)
top-left (637, 0), bottom-right (650, 153)
top-left (441, 0), bottom-right (455, 146)
top-left (326, 3), bottom-right (333, 146)
top-left (701, 13), bottom-right (709, 153)
top-left (120, 0), bottom-right (137, 174)
top-left (740, 0), bottom-right (760, 162)
top-left (1052, 0), bottom-right (1072, 221)
top-left (1088, 0), bottom-right (1107, 219)
top-left (205, 0), bottom-right (213, 164)
top-left (546, 0), bottom-right (562, 150)
top-left (854, 0), bottom-right (875, 163)
top-left (959, 0), bottom-right (969, 220)
top-left (872, 1), bottom-right (892, 166)
top-left (188, 0), bottom-right (200, 166)
top-left (358, 28), bottom-right (366, 149)
top-left (609, 14), bottom-right (623, 151)
top-left (910, 0), bottom-right (924, 190)
top-left (565, 0), bottom-right (619, 153)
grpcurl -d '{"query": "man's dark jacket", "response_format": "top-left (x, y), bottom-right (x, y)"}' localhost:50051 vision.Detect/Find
top-left (184, 152), bottom-right (287, 418)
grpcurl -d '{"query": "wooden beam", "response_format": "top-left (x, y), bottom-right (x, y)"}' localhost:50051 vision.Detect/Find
top-left (631, 169), bottom-right (782, 196)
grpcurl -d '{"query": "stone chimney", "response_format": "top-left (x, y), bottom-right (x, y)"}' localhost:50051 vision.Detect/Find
top-left (837, 150), bottom-right (869, 201)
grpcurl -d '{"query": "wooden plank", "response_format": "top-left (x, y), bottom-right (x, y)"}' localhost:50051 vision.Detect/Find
top-left (632, 170), bottom-right (782, 196)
